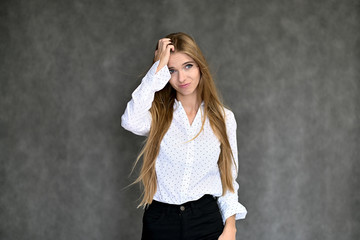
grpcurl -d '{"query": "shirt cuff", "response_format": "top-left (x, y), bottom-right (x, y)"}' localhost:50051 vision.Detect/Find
top-left (217, 191), bottom-right (247, 224)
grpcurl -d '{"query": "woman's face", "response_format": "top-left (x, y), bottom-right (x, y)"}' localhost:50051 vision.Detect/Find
top-left (168, 52), bottom-right (200, 99)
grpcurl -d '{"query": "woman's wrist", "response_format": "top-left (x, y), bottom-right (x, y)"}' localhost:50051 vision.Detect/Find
top-left (224, 215), bottom-right (236, 231)
top-left (224, 223), bottom-right (237, 233)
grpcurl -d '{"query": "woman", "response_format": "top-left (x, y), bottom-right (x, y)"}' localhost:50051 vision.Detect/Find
top-left (121, 32), bottom-right (247, 240)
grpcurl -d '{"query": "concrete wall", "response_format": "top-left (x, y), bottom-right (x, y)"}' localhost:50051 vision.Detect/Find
top-left (1, 0), bottom-right (359, 239)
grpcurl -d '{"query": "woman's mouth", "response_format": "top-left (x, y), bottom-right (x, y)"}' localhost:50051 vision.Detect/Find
top-left (179, 83), bottom-right (191, 88)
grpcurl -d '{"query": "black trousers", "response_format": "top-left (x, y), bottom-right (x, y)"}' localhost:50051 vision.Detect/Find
top-left (141, 195), bottom-right (224, 240)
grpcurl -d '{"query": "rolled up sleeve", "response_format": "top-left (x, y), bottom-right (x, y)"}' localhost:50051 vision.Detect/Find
top-left (217, 109), bottom-right (247, 223)
top-left (121, 60), bottom-right (171, 136)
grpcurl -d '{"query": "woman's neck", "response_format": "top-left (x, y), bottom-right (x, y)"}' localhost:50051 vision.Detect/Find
top-left (177, 93), bottom-right (201, 114)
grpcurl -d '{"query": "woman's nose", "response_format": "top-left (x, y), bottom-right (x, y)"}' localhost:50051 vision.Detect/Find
top-left (178, 70), bottom-right (186, 83)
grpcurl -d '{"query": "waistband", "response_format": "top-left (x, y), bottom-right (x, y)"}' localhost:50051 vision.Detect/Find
top-left (149, 195), bottom-right (217, 213)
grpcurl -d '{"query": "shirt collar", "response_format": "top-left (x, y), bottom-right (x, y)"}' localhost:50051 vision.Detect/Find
top-left (174, 99), bottom-right (204, 109)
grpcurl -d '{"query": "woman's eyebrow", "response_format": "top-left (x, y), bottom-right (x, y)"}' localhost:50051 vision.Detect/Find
top-left (168, 61), bottom-right (195, 69)
top-left (182, 61), bottom-right (195, 66)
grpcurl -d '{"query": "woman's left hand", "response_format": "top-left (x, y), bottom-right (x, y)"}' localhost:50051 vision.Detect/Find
top-left (218, 227), bottom-right (236, 240)
top-left (218, 215), bottom-right (236, 240)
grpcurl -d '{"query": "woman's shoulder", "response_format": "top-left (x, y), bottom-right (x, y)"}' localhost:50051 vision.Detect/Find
top-left (223, 107), bottom-right (235, 118)
top-left (223, 107), bottom-right (237, 124)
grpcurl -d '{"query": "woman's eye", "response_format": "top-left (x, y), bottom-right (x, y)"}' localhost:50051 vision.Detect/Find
top-left (169, 69), bottom-right (175, 74)
top-left (185, 64), bottom-right (193, 69)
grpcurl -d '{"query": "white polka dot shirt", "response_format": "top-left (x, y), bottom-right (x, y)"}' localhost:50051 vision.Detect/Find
top-left (121, 61), bottom-right (247, 222)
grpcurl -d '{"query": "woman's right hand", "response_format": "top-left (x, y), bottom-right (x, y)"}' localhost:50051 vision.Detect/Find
top-left (155, 38), bottom-right (175, 73)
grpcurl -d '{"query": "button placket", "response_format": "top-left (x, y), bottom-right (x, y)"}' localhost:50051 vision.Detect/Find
top-left (180, 125), bottom-right (192, 200)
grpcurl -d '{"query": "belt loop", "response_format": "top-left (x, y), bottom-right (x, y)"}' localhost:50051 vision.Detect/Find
top-left (166, 204), bottom-right (171, 215)
top-left (190, 201), bottom-right (196, 214)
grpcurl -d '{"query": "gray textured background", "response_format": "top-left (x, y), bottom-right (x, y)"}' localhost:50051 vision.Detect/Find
top-left (1, 0), bottom-right (359, 239)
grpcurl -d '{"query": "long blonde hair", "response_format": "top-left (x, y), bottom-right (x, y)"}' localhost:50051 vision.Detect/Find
top-left (134, 32), bottom-right (236, 207)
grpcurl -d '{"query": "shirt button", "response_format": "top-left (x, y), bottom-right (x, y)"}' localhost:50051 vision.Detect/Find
top-left (180, 206), bottom-right (185, 211)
